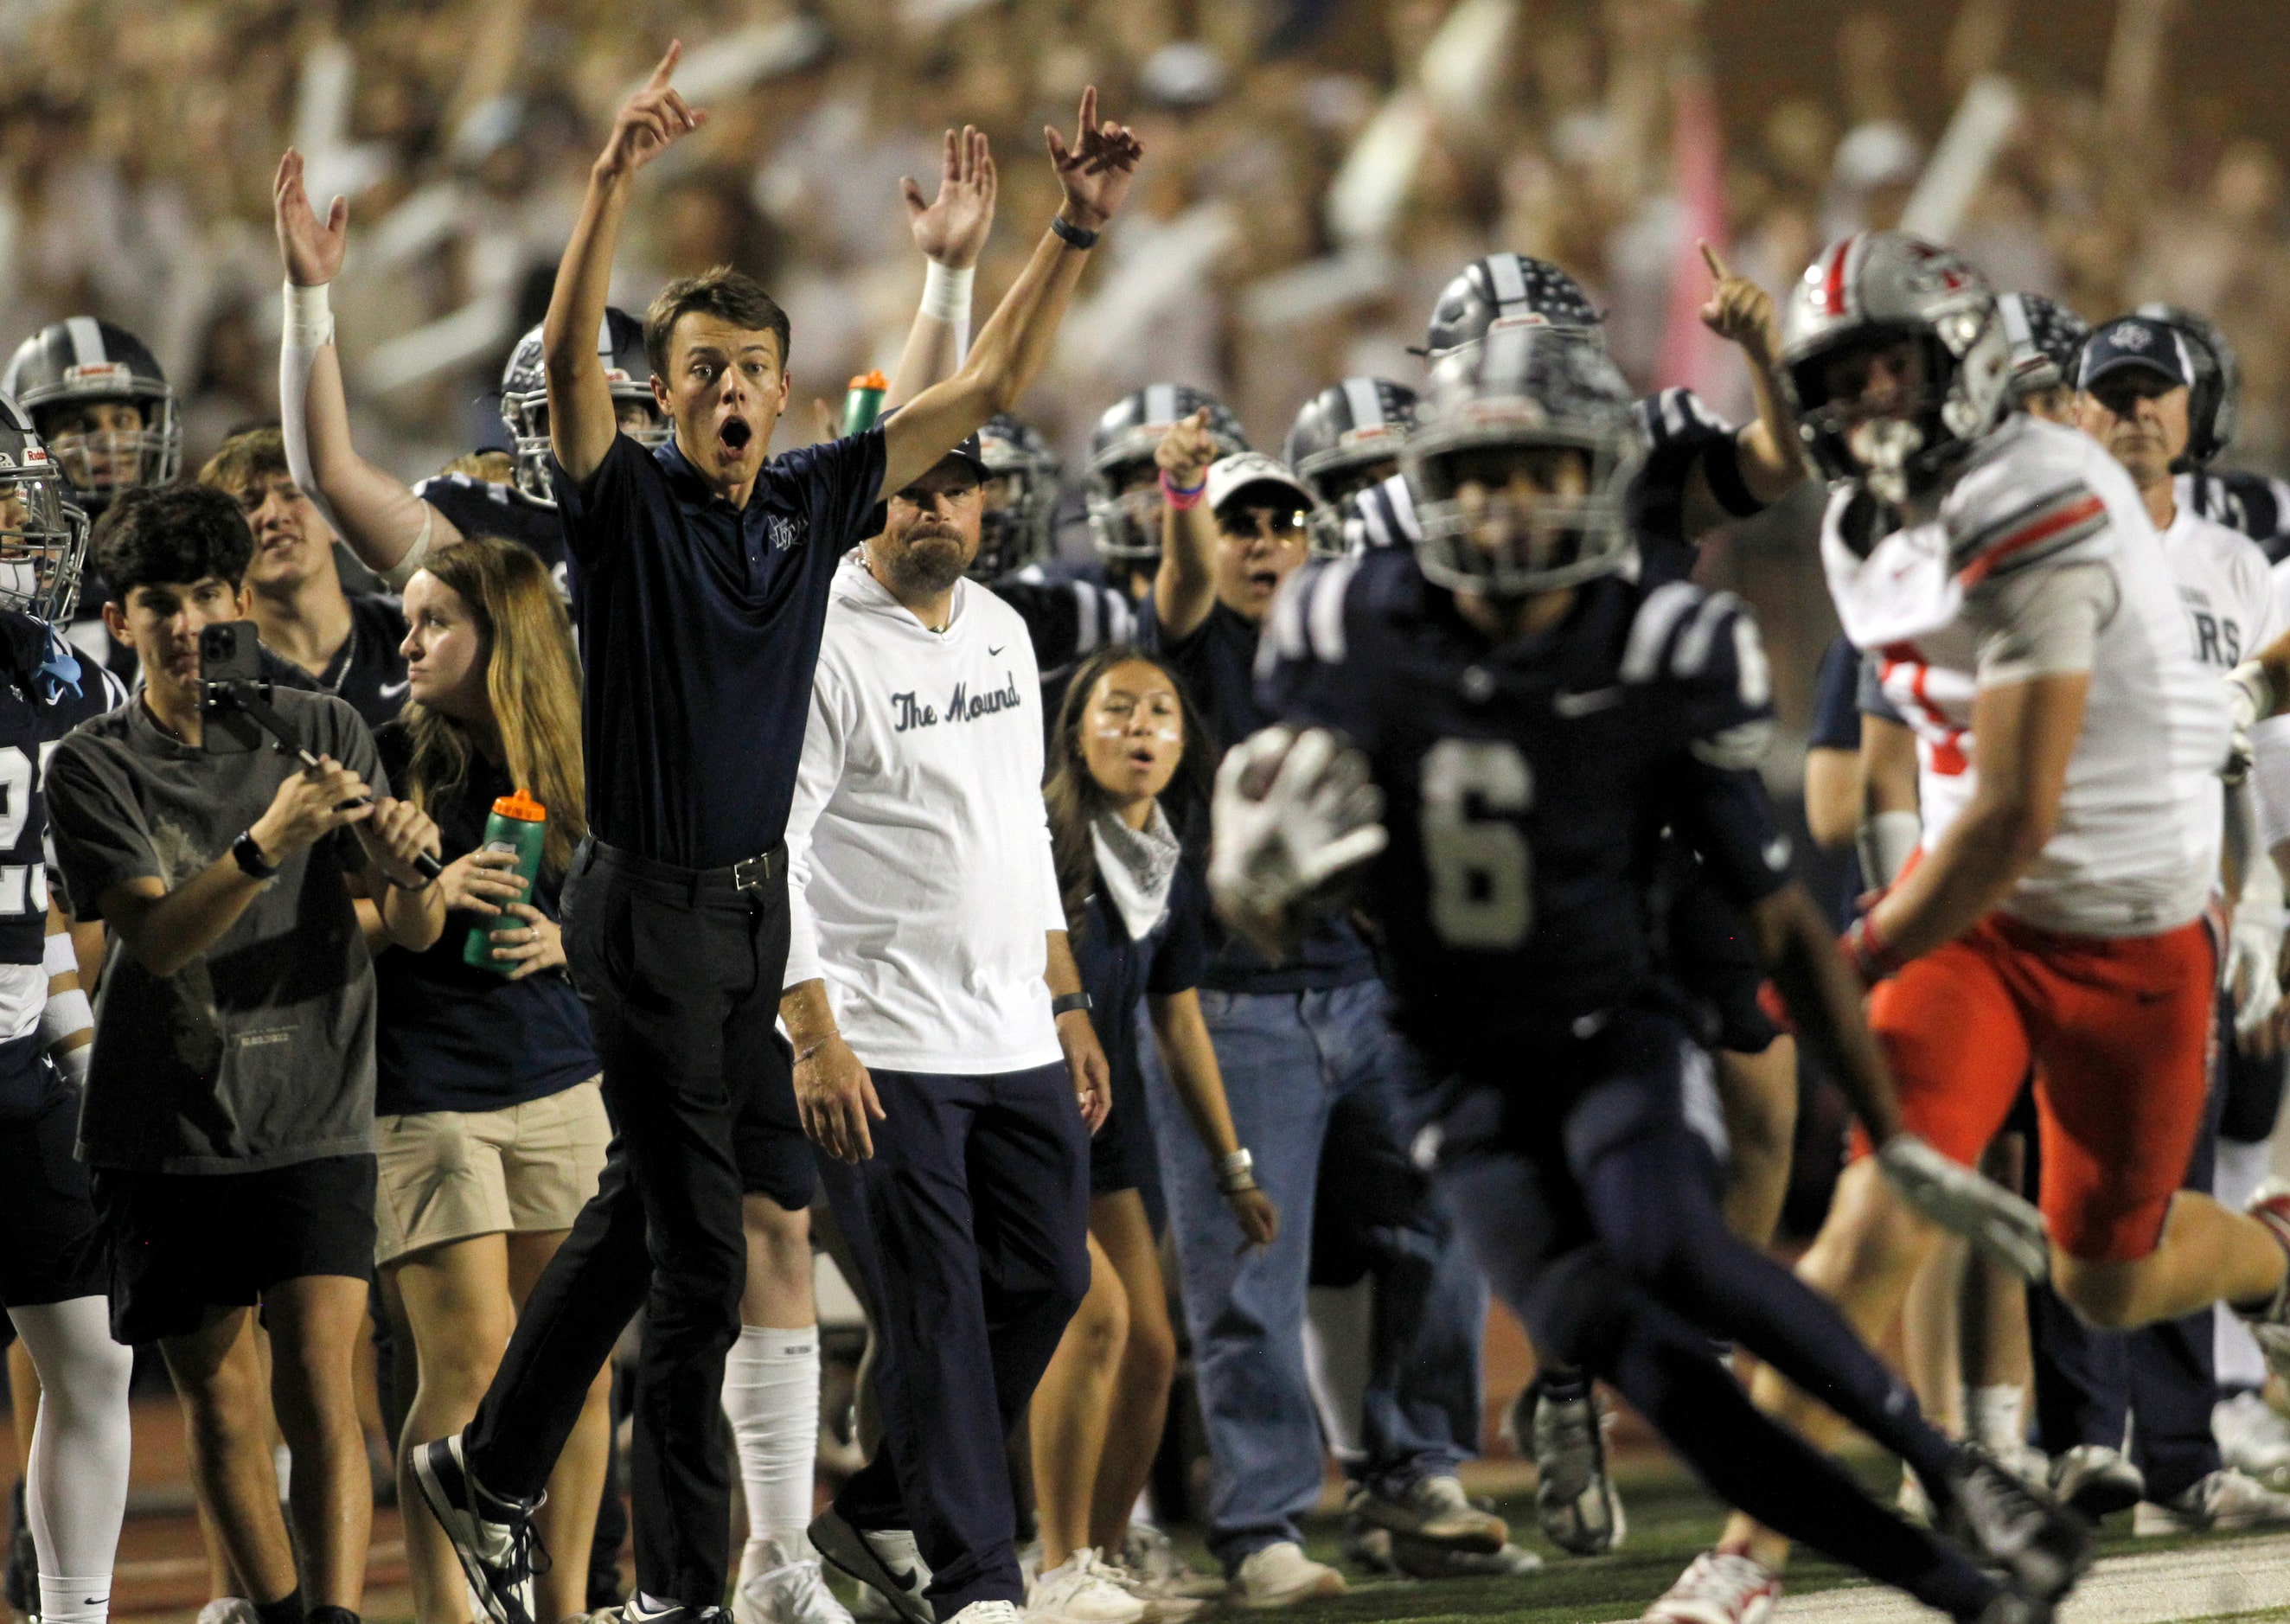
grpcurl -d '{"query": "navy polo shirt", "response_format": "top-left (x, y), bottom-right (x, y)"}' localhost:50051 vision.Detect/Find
top-left (554, 427), bottom-right (887, 868)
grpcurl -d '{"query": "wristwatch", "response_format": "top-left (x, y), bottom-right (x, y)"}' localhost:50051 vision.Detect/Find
top-left (232, 829), bottom-right (278, 880)
top-left (1052, 990), bottom-right (1094, 1018)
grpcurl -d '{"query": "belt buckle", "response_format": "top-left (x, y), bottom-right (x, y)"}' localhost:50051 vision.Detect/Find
top-left (732, 853), bottom-right (769, 891)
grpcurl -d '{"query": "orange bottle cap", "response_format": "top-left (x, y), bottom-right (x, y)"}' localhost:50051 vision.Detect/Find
top-left (848, 369), bottom-right (888, 391)
top-left (492, 789), bottom-right (547, 822)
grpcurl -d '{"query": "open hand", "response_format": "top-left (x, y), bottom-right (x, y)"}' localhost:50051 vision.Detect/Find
top-left (596, 41), bottom-right (707, 182)
top-left (1046, 86), bottom-right (1142, 232)
top-left (1698, 241), bottom-right (1781, 364)
top-left (796, 1032), bottom-right (885, 1162)
top-left (273, 149), bottom-right (348, 288)
top-left (905, 125), bottom-right (997, 271)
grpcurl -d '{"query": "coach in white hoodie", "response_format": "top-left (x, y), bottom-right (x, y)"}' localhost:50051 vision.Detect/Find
top-left (783, 432), bottom-right (1111, 1624)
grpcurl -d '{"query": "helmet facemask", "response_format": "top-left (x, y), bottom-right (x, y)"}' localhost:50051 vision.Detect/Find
top-left (0, 462), bottom-right (89, 623)
top-left (35, 393), bottom-right (178, 514)
top-left (1408, 424), bottom-right (1636, 599)
top-left (1788, 313), bottom-right (2003, 506)
top-left (1087, 454), bottom-right (1167, 564)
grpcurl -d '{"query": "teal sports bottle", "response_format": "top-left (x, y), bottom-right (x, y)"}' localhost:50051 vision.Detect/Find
top-left (463, 788), bottom-right (547, 975)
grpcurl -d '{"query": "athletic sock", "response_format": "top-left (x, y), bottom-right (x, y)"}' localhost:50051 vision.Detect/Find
top-left (724, 1323), bottom-right (822, 1582)
top-left (1596, 1291), bottom-right (1998, 1622)
top-left (1966, 1384), bottom-right (2026, 1456)
top-left (253, 1588), bottom-right (305, 1624)
top-left (11, 1297), bottom-right (133, 1624)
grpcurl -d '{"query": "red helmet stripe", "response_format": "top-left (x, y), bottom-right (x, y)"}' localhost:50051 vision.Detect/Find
top-left (1822, 236), bottom-right (1858, 317)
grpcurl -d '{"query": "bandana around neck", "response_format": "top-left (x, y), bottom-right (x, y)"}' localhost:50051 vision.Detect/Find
top-left (1091, 801), bottom-right (1180, 942)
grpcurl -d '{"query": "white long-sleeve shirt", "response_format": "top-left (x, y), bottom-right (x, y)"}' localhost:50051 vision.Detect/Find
top-left (784, 553), bottom-right (1067, 1074)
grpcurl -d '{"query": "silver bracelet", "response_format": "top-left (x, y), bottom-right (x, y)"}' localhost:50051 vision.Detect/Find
top-left (1215, 1148), bottom-right (1255, 1194)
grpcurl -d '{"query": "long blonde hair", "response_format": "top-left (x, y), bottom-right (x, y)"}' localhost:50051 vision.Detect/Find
top-left (399, 538), bottom-right (587, 874)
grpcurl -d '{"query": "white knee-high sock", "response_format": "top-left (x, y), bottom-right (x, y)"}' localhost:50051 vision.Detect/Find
top-left (723, 1324), bottom-right (821, 1579)
top-left (10, 1296), bottom-right (135, 1624)
top-left (2218, 1136), bottom-right (2275, 1391)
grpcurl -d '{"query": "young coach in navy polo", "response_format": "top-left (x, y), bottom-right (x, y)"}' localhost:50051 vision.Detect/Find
top-left (412, 43), bottom-right (1144, 1624)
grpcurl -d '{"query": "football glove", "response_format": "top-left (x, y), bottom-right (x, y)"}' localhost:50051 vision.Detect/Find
top-left (1877, 1132), bottom-right (2051, 1282)
top-left (1209, 726), bottom-right (1386, 958)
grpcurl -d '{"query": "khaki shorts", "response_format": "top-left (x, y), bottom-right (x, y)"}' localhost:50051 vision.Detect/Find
top-left (374, 1079), bottom-right (610, 1266)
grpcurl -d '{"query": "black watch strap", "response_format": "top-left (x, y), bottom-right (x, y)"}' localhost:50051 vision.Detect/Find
top-left (233, 829), bottom-right (278, 879)
top-left (1052, 990), bottom-right (1093, 1017)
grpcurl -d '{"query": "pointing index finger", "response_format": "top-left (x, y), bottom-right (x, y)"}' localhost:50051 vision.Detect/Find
top-left (1698, 239), bottom-right (1730, 283)
top-left (647, 40), bottom-right (682, 88)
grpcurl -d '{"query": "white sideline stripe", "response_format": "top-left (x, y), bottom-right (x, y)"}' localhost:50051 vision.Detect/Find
top-left (1606, 1535), bottom-right (2290, 1624)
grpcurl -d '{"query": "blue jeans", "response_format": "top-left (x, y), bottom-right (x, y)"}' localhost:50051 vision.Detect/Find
top-left (1145, 980), bottom-right (1486, 1570)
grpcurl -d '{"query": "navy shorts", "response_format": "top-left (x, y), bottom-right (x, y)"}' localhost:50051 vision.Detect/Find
top-left (89, 1153), bottom-right (377, 1343)
top-left (0, 1085), bottom-right (107, 1310)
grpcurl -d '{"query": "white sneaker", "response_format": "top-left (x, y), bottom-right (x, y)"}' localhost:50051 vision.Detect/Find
top-left (1641, 1553), bottom-right (1782, 1624)
top-left (1346, 1475), bottom-right (1507, 1553)
top-left (2134, 1467), bottom-right (2290, 1534)
top-left (197, 1602), bottom-right (264, 1624)
top-left (1120, 1525), bottom-right (1225, 1602)
top-left (1029, 1550), bottom-right (1148, 1624)
top-left (2049, 1444), bottom-right (2145, 1519)
top-left (1231, 1543), bottom-right (1346, 1610)
top-left (2216, 1391), bottom-right (2290, 1483)
top-left (811, 1512), bottom-right (933, 1624)
top-left (1093, 1561), bottom-right (1209, 1622)
top-left (739, 1559), bottom-right (859, 1624)
top-left (944, 1605), bottom-right (1023, 1624)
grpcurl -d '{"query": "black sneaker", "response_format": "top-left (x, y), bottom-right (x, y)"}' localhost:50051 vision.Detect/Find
top-left (411, 1434), bottom-right (548, 1624)
top-left (1943, 1446), bottom-right (2095, 1613)
top-left (809, 1507), bottom-right (933, 1624)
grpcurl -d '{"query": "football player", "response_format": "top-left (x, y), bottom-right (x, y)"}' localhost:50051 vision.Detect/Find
top-left (1080, 385), bottom-right (1246, 604)
top-left (1668, 231), bottom-right (2290, 1621)
top-left (0, 394), bottom-right (136, 1624)
top-left (1212, 321), bottom-right (2082, 1624)
top-left (1283, 379), bottom-right (1417, 557)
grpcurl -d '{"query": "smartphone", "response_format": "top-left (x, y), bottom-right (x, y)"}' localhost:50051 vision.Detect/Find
top-left (198, 621), bottom-right (269, 754)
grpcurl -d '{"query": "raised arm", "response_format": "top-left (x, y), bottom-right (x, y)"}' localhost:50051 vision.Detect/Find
top-left (880, 87), bottom-right (1141, 498)
top-left (883, 126), bottom-right (997, 410)
top-left (274, 149), bottom-right (467, 583)
top-left (1151, 410), bottom-right (1220, 642)
top-left (548, 42), bottom-right (707, 485)
top-left (1680, 241), bottom-right (1807, 538)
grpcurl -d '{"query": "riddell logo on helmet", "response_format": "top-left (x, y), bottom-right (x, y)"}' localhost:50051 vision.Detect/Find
top-left (1491, 312), bottom-right (1551, 332)
top-left (62, 361), bottom-right (131, 386)
top-left (1337, 425), bottom-right (1400, 449)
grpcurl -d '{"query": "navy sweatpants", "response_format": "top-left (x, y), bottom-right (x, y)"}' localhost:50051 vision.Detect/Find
top-left (821, 1062), bottom-right (1091, 1615)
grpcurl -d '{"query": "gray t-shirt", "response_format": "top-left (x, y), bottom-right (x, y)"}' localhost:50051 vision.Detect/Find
top-left (48, 689), bottom-right (387, 1174)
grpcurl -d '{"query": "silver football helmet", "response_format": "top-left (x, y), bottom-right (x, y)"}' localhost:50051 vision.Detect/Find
top-left (3, 318), bottom-right (179, 517)
top-left (969, 414), bottom-right (1062, 580)
top-left (1781, 232), bottom-right (2012, 504)
top-left (1084, 385), bottom-right (1247, 563)
top-left (1404, 326), bottom-right (1643, 598)
top-left (500, 307), bottom-right (666, 507)
top-left (0, 395), bottom-right (90, 623)
top-left (1285, 379), bottom-right (1417, 558)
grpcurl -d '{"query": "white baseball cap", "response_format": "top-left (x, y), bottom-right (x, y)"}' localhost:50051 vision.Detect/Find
top-left (1205, 451), bottom-right (1314, 516)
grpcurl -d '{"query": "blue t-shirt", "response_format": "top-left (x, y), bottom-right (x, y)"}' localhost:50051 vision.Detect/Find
top-left (555, 428), bottom-right (887, 868)
top-left (372, 723), bottom-right (598, 1116)
top-left (1152, 598), bottom-right (1378, 994)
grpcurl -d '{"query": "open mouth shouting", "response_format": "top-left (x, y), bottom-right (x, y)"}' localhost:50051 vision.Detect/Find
top-left (719, 415), bottom-right (753, 453)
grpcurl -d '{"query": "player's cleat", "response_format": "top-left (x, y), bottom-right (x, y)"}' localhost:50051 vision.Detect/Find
top-left (1641, 1553), bottom-right (1781, 1624)
top-left (810, 1512), bottom-right (934, 1624)
top-left (1027, 1550), bottom-right (1147, 1624)
top-left (1944, 1447), bottom-right (2094, 1612)
top-left (1387, 1535), bottom-right (1545, 1579)
top-left (2214, 1391), bottom-right (2290, 1483)
top-left (736, 1559), bottom-right (857, 1624)
top-left (1347, 1474), bottom-right (1507, 1552)
top-left (1231, 1544), bottom-right (1346, 1610)
top-left (2048, 1444), bottom-right (2145, 1519)
top-left (2133, 1467), bottom-right (2290, 1535)
top-left (1340, 1513), bottom-right (1396, 1574)
top-left (1519, 1375), bottom-right (1627, 1555)
top-left (412, 1434), bottom-right (546, 1624)
top-left (1121, 1525), bottom-right (1225, 1602)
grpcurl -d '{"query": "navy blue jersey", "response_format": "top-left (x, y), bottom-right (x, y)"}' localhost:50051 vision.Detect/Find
top-left (415, 472), bottom-right (576, 598)
top-left (2182, 468), bottom-right (2290, 564)
top-left (1257, 551), bottom-right (1790, 1072)
top-left (1, 616), bottom-right (129, 957)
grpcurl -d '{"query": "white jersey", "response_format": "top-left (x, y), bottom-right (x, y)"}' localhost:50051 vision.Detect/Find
top-left (1828, 415), bottom-right (2227, 937)
top-left (2164, 507), bottom-right (2280, 673)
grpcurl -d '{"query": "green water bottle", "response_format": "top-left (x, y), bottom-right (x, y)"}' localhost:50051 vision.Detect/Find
top-left (462, 789), bottom-right (547, 975)
top-left (842, 369), bottom-right (888, 436)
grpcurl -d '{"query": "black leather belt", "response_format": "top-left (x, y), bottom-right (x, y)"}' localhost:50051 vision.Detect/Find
top-left (585, 839), bottom-right (788, 905)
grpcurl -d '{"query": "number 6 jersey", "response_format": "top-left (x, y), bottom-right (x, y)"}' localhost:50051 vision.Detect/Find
top-left (1256, 547), bottom-right (1794, 1074)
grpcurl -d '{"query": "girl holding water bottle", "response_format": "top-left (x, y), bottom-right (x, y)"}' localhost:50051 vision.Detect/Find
top-left (364, 536), bottom-right (614, 1624)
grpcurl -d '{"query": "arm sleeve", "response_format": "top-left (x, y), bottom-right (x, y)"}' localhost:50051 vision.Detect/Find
top-left (548, 432), bottom-right (649, 575)
top-left (803, 425), bottom-right (891, 554)
top-left (990, 577), bottom-right (1136, 672)
top-left (45, 740), bottom-right (157, 924)
top-left (279, 332), bottom-right (342, 536)
top-left (1251, 557), bottom-right (1362, 737)
top-left (1961, 560), bottom-right (2117, 688)
top-left (781, 664), bottom-right (849, 991)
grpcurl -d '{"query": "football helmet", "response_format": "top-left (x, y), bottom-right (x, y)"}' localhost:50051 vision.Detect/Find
top-left (1285, 379), bottom-right (1418, 557)
top-left (1781, 233), bottom-right (2011, 505)
top-left (1404, 324), bottom-right (1644, 598)
top-left (1996, 292), bottom-right (2089, 407)
top-left (501, 307), bottom-right (666, 507)
top-left (2, 317), bottom-right (179, 515)
top-left (1422, 254), bottom-right (1602, 361)
top-left (969, 414), bottom-right (1062, 580)
top-left (0, 395), bottom-right (90, 623)
top-left (1085, 385), bottom-right (1246, 563)
top-left (2136, 302), bottom-right (2241, 467)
